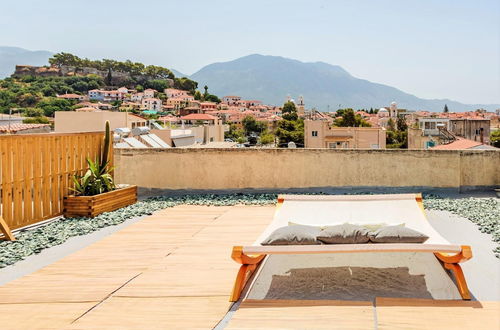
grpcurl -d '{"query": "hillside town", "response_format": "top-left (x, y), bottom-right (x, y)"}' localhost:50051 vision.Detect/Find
top-left (1, 64), bottom-right (499, 151)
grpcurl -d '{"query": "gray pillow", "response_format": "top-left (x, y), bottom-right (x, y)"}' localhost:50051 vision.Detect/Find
top-left (317, 224), bottom-right (370, 244)
top-left (261, 225), bottom-right (321, 245)
top-left (369, 225), bottom-right (429, 243)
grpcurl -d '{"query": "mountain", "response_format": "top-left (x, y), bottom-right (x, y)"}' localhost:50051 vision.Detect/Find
top-left (190, 54), bottom-right (499, 112)
top-left (0, 46), bottom-right (53, 78)
top-left (170, 68), bottom-right (188, 78)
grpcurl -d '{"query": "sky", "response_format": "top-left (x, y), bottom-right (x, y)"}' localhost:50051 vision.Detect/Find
top-left (0, 0), bottom-right (499, 104)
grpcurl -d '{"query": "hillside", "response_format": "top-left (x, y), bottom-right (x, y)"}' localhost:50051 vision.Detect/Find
top-left (0, 46), bottom-right (53, 78)
top-left (190, 54), bottom-right (499, 111)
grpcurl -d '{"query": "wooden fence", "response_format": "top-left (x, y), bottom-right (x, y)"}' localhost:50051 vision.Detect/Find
top-left (0, 132), bottom-right (110, 239)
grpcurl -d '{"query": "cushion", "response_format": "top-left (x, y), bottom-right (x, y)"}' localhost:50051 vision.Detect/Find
top-left (369, 225), bottom-right (429, 243)
top-left (261, 225), bottom-right (321, 245)
top-left (317, 223), bottom-right (371, 244)
top-left (288, 221), bottom-right (404, 231)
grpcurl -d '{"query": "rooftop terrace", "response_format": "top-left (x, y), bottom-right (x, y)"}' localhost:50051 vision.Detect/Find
top-left (0, 194), bottom-right (499, 329)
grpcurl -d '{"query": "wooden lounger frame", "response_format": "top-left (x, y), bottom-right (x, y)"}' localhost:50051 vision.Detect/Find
top-left (230, 194), bottom-right (473, 302)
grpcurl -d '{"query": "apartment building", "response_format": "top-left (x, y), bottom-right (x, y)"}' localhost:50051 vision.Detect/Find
top-left (304, 120), bottom-right (386, 149)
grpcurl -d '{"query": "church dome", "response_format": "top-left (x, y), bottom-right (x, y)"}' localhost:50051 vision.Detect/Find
top-left (378, 108), bottom-right (389, 117)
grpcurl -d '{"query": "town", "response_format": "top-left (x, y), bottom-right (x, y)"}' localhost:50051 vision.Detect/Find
top-left (1, 54), bottom-right (499, 152)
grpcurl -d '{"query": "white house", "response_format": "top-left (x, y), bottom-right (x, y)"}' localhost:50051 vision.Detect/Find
top-left (141, 98), bottom-right (162, 111)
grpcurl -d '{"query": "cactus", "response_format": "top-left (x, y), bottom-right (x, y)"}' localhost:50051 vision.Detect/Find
top-left (100, 121), bottom-right (110, 171)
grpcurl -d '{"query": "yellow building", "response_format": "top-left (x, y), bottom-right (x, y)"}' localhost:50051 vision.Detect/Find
top-left (54, 111), bottom-right (147, 133)
top-left (304, 120), bottom-right (386, 149)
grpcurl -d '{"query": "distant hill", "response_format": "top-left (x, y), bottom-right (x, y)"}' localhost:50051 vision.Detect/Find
top-left (170, 68), bottom-right (188, 78)
top-left (190, 54), bottom-right (499, 112)
top-left (0, 46), bottom-right (53, 78)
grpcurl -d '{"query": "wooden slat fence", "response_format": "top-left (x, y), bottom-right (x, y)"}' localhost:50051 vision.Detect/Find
top-left (0, 132), bottom-right (111, 235)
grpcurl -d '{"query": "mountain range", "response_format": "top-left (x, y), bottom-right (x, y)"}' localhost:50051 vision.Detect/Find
top-left (188, 54), bottom-right (499, 112)
top-left (1, 46), bottom-right (497, 112)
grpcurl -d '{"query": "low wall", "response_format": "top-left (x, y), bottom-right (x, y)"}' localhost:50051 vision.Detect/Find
top-left (114, 148), bottom-right (500, 192)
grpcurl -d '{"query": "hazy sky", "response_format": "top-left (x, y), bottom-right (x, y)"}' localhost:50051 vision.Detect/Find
top-left (1, 0), bottom-right (499, 104)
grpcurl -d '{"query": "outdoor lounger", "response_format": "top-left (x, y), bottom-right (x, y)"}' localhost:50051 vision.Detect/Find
top-left (230, 193), bottom-right (472, 302)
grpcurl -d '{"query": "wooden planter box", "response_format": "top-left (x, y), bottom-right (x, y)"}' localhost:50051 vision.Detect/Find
top-left (63, 185), bottom-right (137, 218)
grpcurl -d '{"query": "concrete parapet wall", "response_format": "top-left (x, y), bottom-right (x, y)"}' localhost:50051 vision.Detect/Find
top-left (114, 148), bottom-right (500, 191)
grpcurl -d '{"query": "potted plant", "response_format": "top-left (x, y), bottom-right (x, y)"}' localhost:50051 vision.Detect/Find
top-left (63, 121), bottom-right (137, 217)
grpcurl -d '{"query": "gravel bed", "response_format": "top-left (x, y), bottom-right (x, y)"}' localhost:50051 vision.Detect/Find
top-left (1, 193), bottom-right (498, 268)
top-left (423, 196), bottom-right (500, 257)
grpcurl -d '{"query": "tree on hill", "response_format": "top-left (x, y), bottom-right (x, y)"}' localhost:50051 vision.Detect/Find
top-left (204, 94), bottom-right (221, 103)
top-left (444, 104), bottom-right (449, 113)
top-left (173, 77), bottom-right (198, 94)
top-left (194, 90), bottom-right (202, 100)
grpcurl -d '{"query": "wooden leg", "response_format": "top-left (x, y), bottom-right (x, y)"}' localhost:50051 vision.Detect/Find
top-left (434, 245), bottom-right (472, 300)
top-left (230, 246), bottom-right (265, 302)
top-left (0, 216), bottom-right (15, 241)
top-left (444, 263), bottom-right (471, 300)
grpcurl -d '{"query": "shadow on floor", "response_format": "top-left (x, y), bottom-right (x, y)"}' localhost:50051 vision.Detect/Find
top-left (264, 266), bottom-right (433, 300)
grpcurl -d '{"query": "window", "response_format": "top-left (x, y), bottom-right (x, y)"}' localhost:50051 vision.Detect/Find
top-left (371, 144), bottom-right (379, 149)
top-left (312, 131), bottom-right (318, 137)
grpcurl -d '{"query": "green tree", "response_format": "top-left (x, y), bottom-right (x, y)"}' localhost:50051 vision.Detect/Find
top-left (387, 118), bottom-right (396, 131)
top-left (282, 101), bottom-right (298, 121)
top-left (396, 115), bottom-right (408, 131)
top-left (37, 97), bottom-right (73, 116)
top-left (491, 130), bottom-right (500, 148)
top-left (23, 107), bottom-right (44, 117)
top-left (173, 77), bottom-right (198, 93)
top-left (194, 90), bottom-right (202, 100)
top-left (49, 52), bottom-right (82, 67)
top-left (444, 104), bottom-right (449, 113)
top-left (23, 116), bottom-right (49, 124)
top-left (106, 69), bottom-right (112, 85)
top-left (334, 108), bottom-right (371, 127)
top-left (225, 124), bottom-right (245, 142)
top-left (145, 79), bottom-right (169, 92)
top-left (204, 94), bottom-right (221, 103)
top-left (259, 132), bottom-right (275, 145)
top-left (135, 84), bottom-right (144, 92)
top-left (276, 119), bottom-right (304, 146)
top-left (242, 116), bottom-right (266, 135)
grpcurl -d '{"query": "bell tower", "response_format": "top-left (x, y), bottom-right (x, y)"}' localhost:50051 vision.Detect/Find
top-left (297, 95), bottom-right (305, 117)
top-left (389, 101), bottom-right (398, 118)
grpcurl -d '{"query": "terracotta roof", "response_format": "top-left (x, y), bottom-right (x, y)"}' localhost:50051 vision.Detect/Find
top-left (57, 94), bottom-right (82, 99)
top-left (158, 116), bottom-right (179, 122)
top-left (180, 114), bottom-right (217, 121)
top-left (431, 138), bottom-right (484, 150)
top-left (75, 107), bottom-right (100, 112)
top-left (0, 123), bottom-right (50, 133)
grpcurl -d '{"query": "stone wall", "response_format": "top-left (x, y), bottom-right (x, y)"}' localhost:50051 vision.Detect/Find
top-left (113, 148), bottom-right (500, 191)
